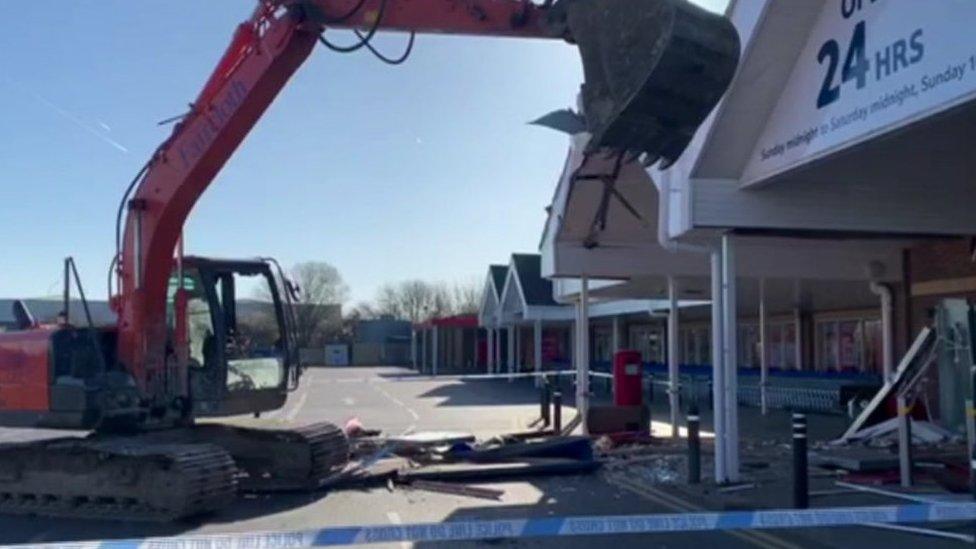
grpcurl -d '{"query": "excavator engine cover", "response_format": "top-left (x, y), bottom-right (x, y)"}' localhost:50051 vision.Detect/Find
top-left (552, 0), bottom-right (740, 166)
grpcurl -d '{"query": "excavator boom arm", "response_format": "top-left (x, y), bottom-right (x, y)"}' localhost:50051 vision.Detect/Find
top-left (116, 0), bottom-right (739, 411)
top-left (116, 0), bottom-right (558, 403)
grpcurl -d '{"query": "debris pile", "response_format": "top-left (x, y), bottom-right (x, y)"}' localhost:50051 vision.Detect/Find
top-left (604, 453), bottom-right (684, 484)
top-left (325, 423), bottom-right (602, 499)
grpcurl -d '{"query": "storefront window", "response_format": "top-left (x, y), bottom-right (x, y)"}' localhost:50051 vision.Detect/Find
top-left (783, 323), bottom-right (797, 370)
top-left (769, 324), bottom-right (783, 368)
top-left (683, 328), bottom-right (695, 364)
top-left (863, 320), bottom-right (882, 374)
top-left (629, 324), bottom-right (664, 364)
top-left (593, 327), bottom-right (611, 362)
top-left (816, 316), bottom-right (878, 373)
top-left (738, 324), bottom-right (758, 368)
top-left (541, 330), bottom-right (564, 363)
top-left (696, 328), bottom-right (710, 366)
top-left (837, 320), bottom-right (862, 371)
top-left (680, 326), bottom-right (710, 365)
top-left (818, 322), bottom-right (837, 371)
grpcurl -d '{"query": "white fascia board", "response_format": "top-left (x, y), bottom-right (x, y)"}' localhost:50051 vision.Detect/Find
top-left (550, 243), bottom-right (711, 280)
top-left (587, 299), bottom-right (655, 318)
top-left (552, 277), bottom-right (628, 303)
top-left (524, 305), bottom-right (576, 322)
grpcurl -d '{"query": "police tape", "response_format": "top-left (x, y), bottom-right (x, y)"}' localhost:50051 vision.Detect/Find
top-left (386, 370), bottom-right (577, 382)
top-left (387, 369), bottom-right (654, 383)
top-left (24, 503), bottom-right (976, 549)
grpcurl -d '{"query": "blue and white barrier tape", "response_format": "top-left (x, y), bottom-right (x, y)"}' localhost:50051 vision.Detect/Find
top-left (388, 370), bottom-right (577, 382)
top-left (23, 503), bottom-right (976, 548)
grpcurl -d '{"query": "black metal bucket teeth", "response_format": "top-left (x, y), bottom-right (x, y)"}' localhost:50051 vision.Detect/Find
top-left (551, 0), bottom-right (740, 166)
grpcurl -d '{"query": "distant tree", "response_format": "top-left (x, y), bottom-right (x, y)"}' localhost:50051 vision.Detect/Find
top-left (347, 301), bottom-right (379, 321)
top-left (289, 262), bottom-right (349, 348)
top-left (373, 280), bottom-right (437, 323)
top-left (367, 278), bottom-right (480, 322)
top-left (450, 278), bottom-right (482, 315)
top-left (237, 311), bottom-right (280, 349)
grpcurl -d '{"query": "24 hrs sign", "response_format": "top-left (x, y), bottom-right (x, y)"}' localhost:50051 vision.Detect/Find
top-left (815, 1), bottom-right (923, 109)
top-left (742, 0), bottom-right (976, 186)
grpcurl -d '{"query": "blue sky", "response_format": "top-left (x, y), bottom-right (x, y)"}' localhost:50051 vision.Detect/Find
top-left (0, 0), bottom-right (726, 305)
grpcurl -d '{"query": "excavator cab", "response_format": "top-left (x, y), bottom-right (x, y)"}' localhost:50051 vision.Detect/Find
top-left (171, 257), bottom-right (299, 418)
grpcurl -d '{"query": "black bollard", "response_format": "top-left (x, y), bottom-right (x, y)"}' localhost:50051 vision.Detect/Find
top-left (792, 412), bottom-right (809, 509)
top-left (687, 405), bottom-right (701, 484)
top-left (553, 391), bottom-right (563, 434)
top-left (541, 379), bottom-right (552, 427)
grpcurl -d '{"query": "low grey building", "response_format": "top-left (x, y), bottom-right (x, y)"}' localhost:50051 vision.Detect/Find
top-left (352, 316), bottom-right (412, 366)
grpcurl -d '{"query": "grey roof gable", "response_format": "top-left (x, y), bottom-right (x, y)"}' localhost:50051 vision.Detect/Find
top-left (511, 254), bottom-right (557, 307)
top-left (489, 265), bottom-right (508, 298)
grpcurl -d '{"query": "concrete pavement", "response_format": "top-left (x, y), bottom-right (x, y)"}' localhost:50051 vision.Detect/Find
top-left (0, 366), bottom-right (968, 548)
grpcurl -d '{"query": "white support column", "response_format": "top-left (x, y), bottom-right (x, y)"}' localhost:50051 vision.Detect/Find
top-left (611, 316), bottom-right (622, 357)
top-left (431, 326), bottom-right (439, 377)
top-left (515, 325), bottom-right (522, 372)
top-left (421, 328), bottom-right (428, 374)
top-left (495, 326), bottom-right (502, 374)
top-left (569, 322), bottom-right (575, 366)
top-left (759, 278), bottom-right (769, 416)
top-left (667, 276), bottom-right (680, 438)
top-left (871, 282), bottom-right (895, 382)
top-left (534, 319), bottom-right (543, 387)
top-left (487, 328), bottom-right (495, 374)
top-left (711, 250), bottom-right (727, 483)
top-left (488, 326), bottom-right (500, 374)
top-left (721, 234), bottom-right (740, 482)
top-left (507, 324), bottom-right (515, 380)
top-left (577, 275), bottom-right (591, 434)
top-left (411, 329), bottom-right (417, 370)
top-left (473, 327), bottom-right (480, 370)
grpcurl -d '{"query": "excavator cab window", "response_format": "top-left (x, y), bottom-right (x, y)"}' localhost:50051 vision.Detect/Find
top-left (167, 269), bottom-right (215, 369)
top-left (211, 269), bottom-right (286, 392)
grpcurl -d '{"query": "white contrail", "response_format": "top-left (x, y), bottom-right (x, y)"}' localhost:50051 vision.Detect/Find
top-left (2, 78), bottom-right (129, 154)
top-left (28, 91), bottom-right (129, 153)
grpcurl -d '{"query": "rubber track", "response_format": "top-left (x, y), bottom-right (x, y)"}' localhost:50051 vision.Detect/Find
top-left (295, 422), bottom-right (351, 488)
top-left (237, 421), bottom-right (350, 491)
top-left (0, 438), bottom-right (236, 521)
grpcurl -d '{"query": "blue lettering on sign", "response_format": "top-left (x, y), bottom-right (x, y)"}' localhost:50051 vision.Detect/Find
top-left (816, 12), bottom-right (926, 110)
top-left (841, 0), bottom-right (880, 20)
top-left (178, 80), bottom-right (249, 171)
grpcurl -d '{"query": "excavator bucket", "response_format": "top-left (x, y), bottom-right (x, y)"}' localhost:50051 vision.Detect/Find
top-left (551, 0), bottom-right (740, 167)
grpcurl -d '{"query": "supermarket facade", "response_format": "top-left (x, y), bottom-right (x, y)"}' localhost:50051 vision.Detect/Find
top-left (414, 0), bottom-right (976, 483)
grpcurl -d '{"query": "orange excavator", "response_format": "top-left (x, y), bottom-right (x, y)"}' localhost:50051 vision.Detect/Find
top-left (0, 0), bottom-right (739, 521)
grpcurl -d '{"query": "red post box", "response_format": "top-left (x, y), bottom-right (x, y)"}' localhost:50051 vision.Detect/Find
top-left (613, 350), bottom-right (643, 406)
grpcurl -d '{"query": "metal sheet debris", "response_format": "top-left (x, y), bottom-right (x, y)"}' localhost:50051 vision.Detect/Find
top-left (403, 480), bottom-right (504, 500)
top-left (399, 458), bottom-right (601, 483)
